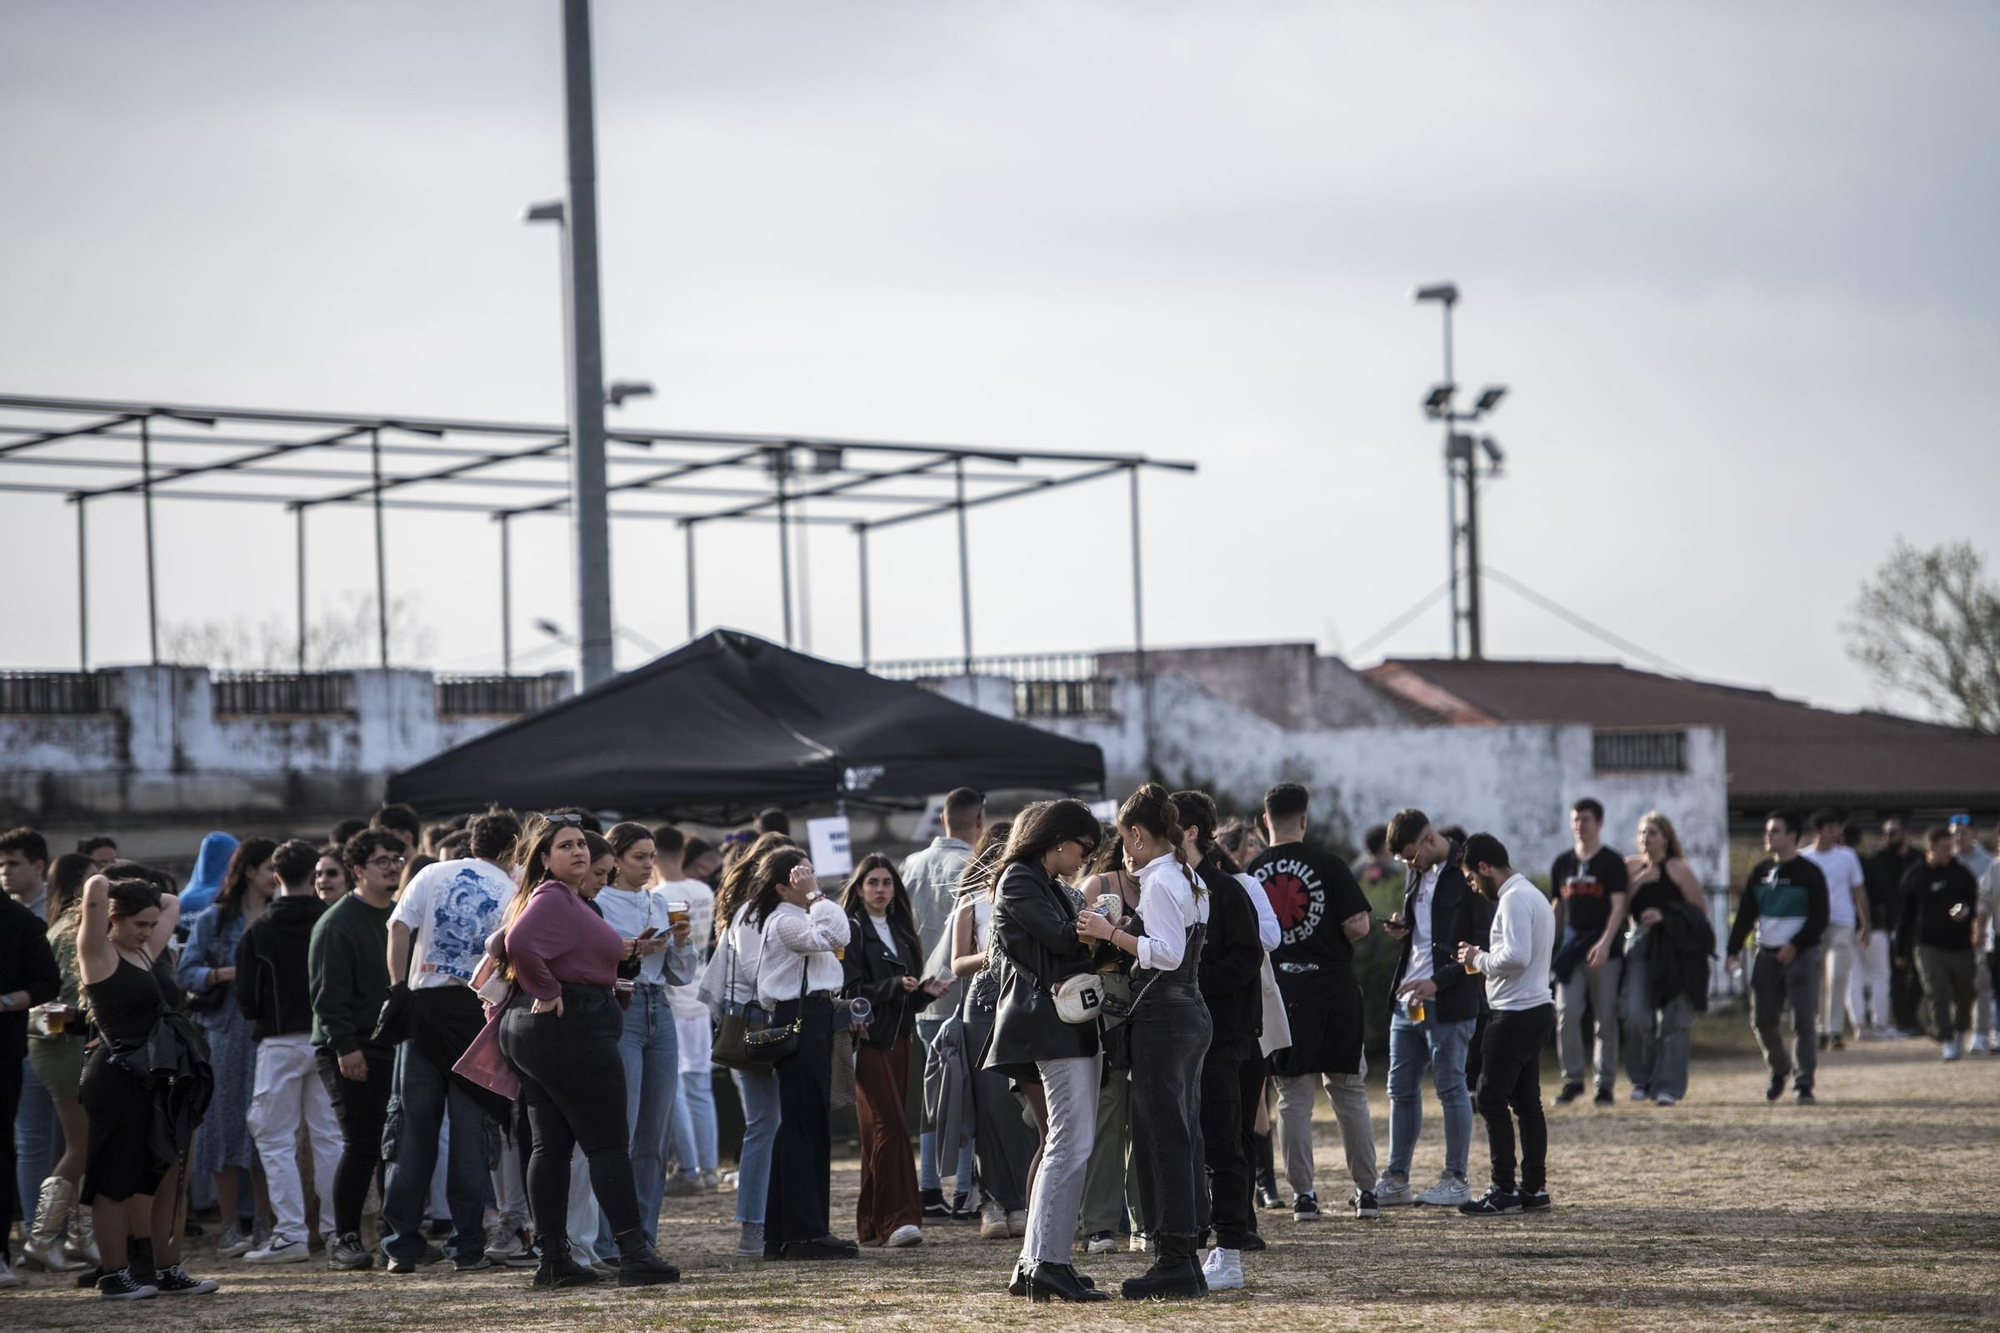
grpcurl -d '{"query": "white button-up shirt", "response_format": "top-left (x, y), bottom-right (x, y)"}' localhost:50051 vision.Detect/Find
top-left (755, 897), bottom-right (852, 1007)
top-left (1132, 852), bottom-right (1211, 972)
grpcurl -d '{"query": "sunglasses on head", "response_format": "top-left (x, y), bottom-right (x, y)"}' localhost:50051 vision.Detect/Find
top-left (543, 812), bottom-right (584, 826)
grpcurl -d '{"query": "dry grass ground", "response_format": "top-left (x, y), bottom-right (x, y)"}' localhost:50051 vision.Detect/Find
top-left (9, 1012), bottom-right (1998, 1332)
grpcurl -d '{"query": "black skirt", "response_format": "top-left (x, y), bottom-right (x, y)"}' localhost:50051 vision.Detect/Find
top-left (81, 1045), bottom-right (169, 1204)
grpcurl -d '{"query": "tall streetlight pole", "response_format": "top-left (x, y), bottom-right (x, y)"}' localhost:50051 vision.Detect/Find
top-left (1415, 282), bottom-right (1508, 659)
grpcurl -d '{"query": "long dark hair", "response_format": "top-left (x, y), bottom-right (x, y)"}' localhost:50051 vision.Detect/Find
top-left (48, 852), bottom-right (94, 923)
top-left (1172, 789), bottom-right (1239, 875)
top-left (747, 845), bottom-right (812, 928)
top-left (1120, 782), bottom-right (1202, 896)
top-left (998, 799), bottom-right (1101, 874)
top-left (715, 831), bottom-right (795, 932)
top-left (841, 853), bottom-right (918, 943)
top-left (218, 837), bottom-right (279, 924)
top-left (960, 819), bottom-right (1013, 901)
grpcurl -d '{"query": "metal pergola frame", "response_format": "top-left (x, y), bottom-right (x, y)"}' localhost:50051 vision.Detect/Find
top-left (0, 395), bottom-right (1194, 692)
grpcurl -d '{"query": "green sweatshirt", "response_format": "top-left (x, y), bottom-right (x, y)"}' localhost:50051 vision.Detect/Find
top-left (308, 891), bottom-right (394, 1056)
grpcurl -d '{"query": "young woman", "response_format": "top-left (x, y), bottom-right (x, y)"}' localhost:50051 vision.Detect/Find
top-left (947, 822), bottom-right (1036, 1243)
top-left (312, 847), bottom-right (352, 904)
top-left (78, 872), bottom-right (217, 1298)
top-left (983, 798), bottom-right (1108, 1303)
top-left (23, 853), bottom-right (97, 1272)
top-left (594, 822), bottom-right (697, 1251)
top-left (841, 854), bottom-right (948, 1248)
top-left (1619, 812), bottom-right (1706, 1105)
top-left (752, 845), bottom-right (856, 1261)
top-left (1077, 829), bottom-right (1145, 1255)
top-left (494, 815), bottom-right (678, 1289)
top-left (177, 836), bottom-right (276, 1257)
top-left (1078, 783), bottom-right (1212, 1301)
top-left (711, 831), bottom-right (794, 1257)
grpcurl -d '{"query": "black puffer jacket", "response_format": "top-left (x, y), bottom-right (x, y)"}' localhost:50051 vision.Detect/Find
top-left (982, 860), bottom-right (1099, 1076)
top-left (235, 893), bottom-right (327, 1040)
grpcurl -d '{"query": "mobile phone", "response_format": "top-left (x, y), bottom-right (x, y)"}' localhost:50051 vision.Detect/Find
top-left (637, 927), bottom-right (659, 940)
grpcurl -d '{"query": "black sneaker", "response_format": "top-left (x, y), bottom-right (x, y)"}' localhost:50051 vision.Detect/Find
top-left (1292, 1193), bottom-right (1321, 1223)
top-left (328, 1232), bottom-right (374, 1271)
top-left (453, 1254), bottom-right (492, 1272)
top-left (1239, 1231), bottom-right (1267, 1252)
top-left (154, 1264), bottom-right (219, 1295)
top-left (1829, 1034), bottom-right (1844, 1051)
top-left (425, 1218), bottom-right (451, 1239)
top-left (97, 1268), bottom-right (159, 1300)
top-left (1353, 1190), bottom-right (1380, 1220)
top-left (1256, 1183), bottom-right (1285, 1210)
top-left (1795, 1087), bottom-right (1816, 1105)
top-left (920, 1189), bottom-right (953, 1222)
top-left (1457, 1186), bottom-right (1523, 1217)
top-left (1518, 1189), bottom-right (1551, 1213)
top-left (1553, 1081), bottom-right (1586, 1106)
top-left (1592, 1086), bottom-right (1614, 1108)
top-left (949, 1192), bottom-right (975, 1222)
top-left (1766, 1074), bottom-right (1787, 1102)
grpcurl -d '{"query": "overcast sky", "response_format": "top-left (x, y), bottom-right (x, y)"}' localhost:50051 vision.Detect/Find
top-left (3, 0), bottom-right (1995, 717)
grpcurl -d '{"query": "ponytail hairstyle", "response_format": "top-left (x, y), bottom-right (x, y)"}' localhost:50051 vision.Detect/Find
top-left (1119, 782), bottom-right (1203, 896)
top-left (746, 845), bottom-right (813, 929)
top-left (1172, 791), bottom-right (1240, 875)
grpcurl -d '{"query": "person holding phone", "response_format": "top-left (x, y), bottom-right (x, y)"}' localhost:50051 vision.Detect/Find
top-left (840, 854), bottom-right (948, 1249)
top-left (751, 845), bottom-right (856, 1260)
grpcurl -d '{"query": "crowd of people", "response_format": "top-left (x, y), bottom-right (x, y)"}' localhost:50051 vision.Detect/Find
top-left (0, 789), bottom-right (1994, 1301)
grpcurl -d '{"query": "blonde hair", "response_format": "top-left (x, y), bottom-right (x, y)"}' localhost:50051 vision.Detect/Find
top-left (1637, 811), bottom-right (1685, 864)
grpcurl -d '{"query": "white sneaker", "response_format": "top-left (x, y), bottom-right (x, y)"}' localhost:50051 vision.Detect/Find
top-left (1971, 1031), bottom-right (1991, 1054)
top-left (245, 1232), bottom-right (310, 1264)
top-left (979, 1201), bottom-right (1008, 1240)
top-left (1006, 1209), bottom-right (1028, 1238)
top-left (1130, 1233), bottom-right (1154, 1253)
top-left (215, 1222), bottom-right (256, 1258)
top-left (0, 1256), bottom-right (19, 1289)
top-left (1628, 1086), bottom-right (1649, 1102)
top-left (1942, 1038), bottom-right (1963, 1062)
top-left (1374, 1175), bottom-right (1415, 1207)
top-left (1201, 1246), bottom-right (1244, 1291)
top-left (1413, 1173), bottom-right (1471, 1208)
top-left (885, 1224), bottom-right (923, 1249)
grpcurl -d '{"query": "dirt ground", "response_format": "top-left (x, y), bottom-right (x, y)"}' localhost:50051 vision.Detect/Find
top-left (9, 1012), bottom-right (1998, 1332)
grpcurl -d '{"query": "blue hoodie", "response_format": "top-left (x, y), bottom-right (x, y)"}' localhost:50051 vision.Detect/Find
top-left (178, 831), bottom-right (239, 917)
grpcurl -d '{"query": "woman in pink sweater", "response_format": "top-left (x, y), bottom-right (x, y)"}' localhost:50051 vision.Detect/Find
top-left (496, 814), bottom-right (679, 1290)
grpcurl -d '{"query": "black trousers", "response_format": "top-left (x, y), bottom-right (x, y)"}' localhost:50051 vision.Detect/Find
top-left (1, 1049), bottom-right (21, 1262)
top-left (315, 1044), bottom-right (395, 1237)
top-left (962, 1009), bottom-right (1034, 1213)
top-left (1474, 1004), bottom-right (1552, 1194)
top-left (1196, 1040), bottom-right (1256, 1248)
top-left (764, 996), bottom-right (835, 1252)
top-left (499, 985), bottom-right (639, 1245)
top-left (1129, 986), bottom-right (1212, 1243)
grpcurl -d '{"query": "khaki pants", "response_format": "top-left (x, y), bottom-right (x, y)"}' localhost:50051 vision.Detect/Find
top-left (1273, 1056), bottom-right (1377, 1200)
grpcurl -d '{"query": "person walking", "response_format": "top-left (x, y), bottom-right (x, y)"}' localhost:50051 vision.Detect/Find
top-left (982, 799), bottom-right (1107, 1303)
top-left (1247, 783), bottom-right (1377, 1222)
top-left (1899, 826), bottom-right (1982, 1060)
top-left (1380, 810), bottom-right (1489, 1208)
top-left (1077, 785), bottom-right (1211, 1301)
top-left (234, 839), bottom-right (340, 1264)
top-left (1866, 820), bottom-right (1924, 1038)
top-left (1453, 835), bottom-right (1557, 1216)
top-left (841, 854), bottom-right (949, 1248)
top-left (495, 815), bottom-right (680, 1288)
top-left (751, 845), bottom-right (858, 1262)
top-left (1553, 798), bottom-right (1628, 1107)
top-left (1618, 814), bottom-right (1708, 1105)
top-left (1960, 817), bottom-right (1999, 1051)
top-left (901, 787), bottom-right (985, 1221)
top-left (1726, 812), bottom-right (1830, 1104)
top-left (1801, 811), bottom-right (1870, 1051)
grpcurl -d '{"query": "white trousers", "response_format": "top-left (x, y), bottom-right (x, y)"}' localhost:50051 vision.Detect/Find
top-left (1847, 930), bottom-right (1891, 1031)
top-left (1820, 925), bottom-right (1857, 1039)
top-left (246, 1035), bottom-right (344, 1243)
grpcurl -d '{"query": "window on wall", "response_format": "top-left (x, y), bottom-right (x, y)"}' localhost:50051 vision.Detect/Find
top-left (1593, 729), bottom-right (1687, 773)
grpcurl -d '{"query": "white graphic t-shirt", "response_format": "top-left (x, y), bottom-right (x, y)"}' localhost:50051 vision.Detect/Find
top-left (391, 858), bottom-right (514, 989)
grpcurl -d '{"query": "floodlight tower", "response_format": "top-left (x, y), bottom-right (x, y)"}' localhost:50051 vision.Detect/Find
top-left (1414, 283), bottom-right (1508, 659)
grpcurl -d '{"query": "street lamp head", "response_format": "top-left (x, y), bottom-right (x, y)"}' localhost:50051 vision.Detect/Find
top-left (1414, 282), bottom-right (1460, 305)
top-left (1424, 382), bottom-right (1457, 417)
top-left (606, 379), bottom-right (654, 408)
top-left (1474, 385), bottom-right (1508, 415)
top-left (522, 200), bottom-right (565, 224)
top-left (533, 618), bottom-right (566, 640)
top-left (809, 445), bottom-right (844, 473)
top-left (1480, 435), bottom-right (1505, 466)
top-left (1447, 433), bottom-right (1477, 463)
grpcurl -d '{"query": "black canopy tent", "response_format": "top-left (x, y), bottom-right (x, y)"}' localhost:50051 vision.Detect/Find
top-left (386, 629), bottom-right (1106, 820)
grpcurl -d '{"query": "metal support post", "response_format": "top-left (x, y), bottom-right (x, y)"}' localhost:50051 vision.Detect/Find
top-left (1464, 462), bottom-right (1483, 658)
top-left (684, 522), bottom-right (697, 641)
top-left (74, 498), bottom-right (88, 669)
top-left (499, 515), bottom-right (514, 673)
top-left (1129, 464), bottom-right (1154, 777)
top-left (856, 525), bottom-right (871, 667)
top-left (140, 415), bottom-right (160, 666)
top-left (775, 456), bottom-right (793, 647)
top-left (955, 456), bottom-right (972, 675)
top-left (371, 427), bottom-right (389, 668)
top-left (294, 506), bottom-right (308, 672)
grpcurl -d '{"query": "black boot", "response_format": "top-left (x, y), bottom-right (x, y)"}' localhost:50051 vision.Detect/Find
top-left (1120, 1235), bottom-right (1207, 1301)
top-left (1012, 1258), bottom-right (1095, 1295)
top-left (531, 1236), bottom-right (599, 1289)
top-left (1028, 1260), bottom-right (1109, 1303)
top-left (615, 1229), bottom-right (680, 1287)
top-left (1253, 1132), bottom-right (1281, 1209)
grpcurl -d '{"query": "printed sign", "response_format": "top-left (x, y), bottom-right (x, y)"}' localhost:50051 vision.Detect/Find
top-left (807, 815), bottom-right (854, 877)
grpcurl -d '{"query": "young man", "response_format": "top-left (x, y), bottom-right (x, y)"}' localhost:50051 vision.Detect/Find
top-left (1379, 810), bottom-right (1491, 1209)
top-left (77, 836), bottom-right (119, 872)
top-left (1454, 834), bottom-right (1557, 1216)
top-left (381, 811), bottom-right (519, 1273)
top-left (1, 825), bottom-right (61, 1277)
top-left (1550, 798), bottom-right (1628, 1107)
top-left (1900, 827), bottom-right (1983, 1060)
top-left (902, 786), bottom-right (984, 1220)
top-left (0, 848), bottom-right (60, 1289)
top-left (1800, 811), bottom-right (1869, 1051)
top-left (1867, 819), bottom-right (1925, 1037)
top-left (1249, 783), bottom-right (1377, 1221)
top-left (236, 839), bottom-right (340, 1263)
top-left (1726, 812), bottom-right (1830, 1104)
top-left (310, 827), bottom-right (403, 1270)
top-left (1955, 817), bottom-right (1998, 1051)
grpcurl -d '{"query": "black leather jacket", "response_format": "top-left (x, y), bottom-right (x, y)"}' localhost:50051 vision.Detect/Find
top-left (841, 910), bottom-right (937, 1049)
top-left (1388, 844), bottom-right (1493, 1026)
top-left (981, 859), bottom-right (1099, 1076)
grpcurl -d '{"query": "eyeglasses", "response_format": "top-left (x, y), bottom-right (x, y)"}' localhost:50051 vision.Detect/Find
top-left (366, 854), bottom-right (406, 870)
top-left (543, 812), bottom-right (585, 826)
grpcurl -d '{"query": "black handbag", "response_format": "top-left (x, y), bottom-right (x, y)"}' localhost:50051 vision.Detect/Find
top-left (741, 926), bottom-right (809, 1065)
top-left (712, 929), bottom-right (759, 1072)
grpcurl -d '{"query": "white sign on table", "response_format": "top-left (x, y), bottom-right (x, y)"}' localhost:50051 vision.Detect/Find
top-left (807, 815), bottom-right (854, 877)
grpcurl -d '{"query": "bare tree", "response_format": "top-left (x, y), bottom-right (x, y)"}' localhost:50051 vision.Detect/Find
top-left (163, 592), bottom-right (439, 672)
top-left (1846, 540), bottom-right (2000, 733)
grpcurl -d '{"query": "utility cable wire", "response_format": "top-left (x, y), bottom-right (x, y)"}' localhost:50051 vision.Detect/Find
top-left (1349, 580), bottom-right (1451, 659)
top-left (1482, 565), bottom-right (1693, 678)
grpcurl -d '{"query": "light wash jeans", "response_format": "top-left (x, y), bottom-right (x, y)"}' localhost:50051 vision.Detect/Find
top-left (1620, 932), bottom-right (1693, 1100)
top-left (1384, 1004), bottom-right (1475, 1185)
top-left (1021, 1055), bottom-right (1098, 1265)
top-left (914, 1017), bottom-right (976, 1195)
top-left (617, 985), bottom-right (681, 1245)
top-left (731, 1066), bottom-right (782, 1225)
top-left (14, 1056), bottom-right (59, 1242)
top-left (669, 1011), bottom-right (718, 1181)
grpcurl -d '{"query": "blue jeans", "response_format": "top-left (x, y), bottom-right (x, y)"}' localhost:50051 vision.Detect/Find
top-left (380, 1039), bottom-right (488, 1262)
top-left (14, 1056), bottom-right (59, 1238)
top-left (616, 986), bottom-right (680, 1244)
top-left (670, 1066), bottom-right (718, 1179)
top-left (914, 1019), bottom-right (975, 1194)
top-left (1385, 1005), bottom-right (1475, 1183)
top-left (1621, 929), bottom-right (1693, 1099)
top-left (731, 1066), bottom-right (781, 1225)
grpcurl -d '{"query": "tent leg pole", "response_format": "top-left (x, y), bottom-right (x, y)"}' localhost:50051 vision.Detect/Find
top-left (684, 522), bottom-right (697, 641)
top-left (371, 426), bottom-right (389, 669)
top-left (857, 525), bottom-right (871, 668)
top-left (1129, 464), bottom-right (1153, 778)
top-left (140, 416), bottom-right (160, 667)
top-left (776, 462), bottom-right (793, 648)
top-left (499, 514), bottom-right (513, 674)
top-left (295, 506), bottom-right (308, 673)
top-left (955, 456), bottom-right (972, 676)
top-left (75, 498), bottom-right (89, 670)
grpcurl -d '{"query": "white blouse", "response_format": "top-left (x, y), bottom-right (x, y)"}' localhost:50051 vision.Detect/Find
top-left (1132, 851), bottom-right (1211, 972)
top-left (755, 897), bottom-right (852, 1007)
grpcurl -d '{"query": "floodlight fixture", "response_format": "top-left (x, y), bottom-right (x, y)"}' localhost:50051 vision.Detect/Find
top-left (1474, 385), bottom-right (1508, 415)
top-left (1424, 383), bottom-right (1457, 417)
top-left (606, 380), bottom-right (654, 408)
top-left (810, 445), bottom-right (844, 473)
top-left (1414, 282), bottom-right (1460, 305)
top-left (1480, 435), bottom-right (1505, 465)
top-left (522, 200), bottom-right (565, 224)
